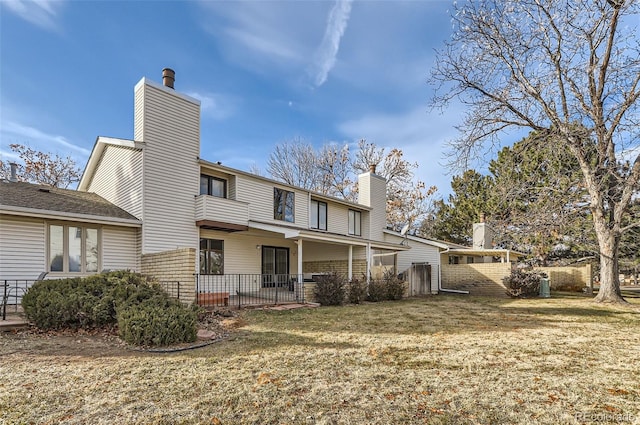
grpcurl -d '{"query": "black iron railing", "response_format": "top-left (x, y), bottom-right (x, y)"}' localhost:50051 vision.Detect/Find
top-left (2, 280), bottom-right (35, 320)
top-left (196, 274), bottom-right (305, 308)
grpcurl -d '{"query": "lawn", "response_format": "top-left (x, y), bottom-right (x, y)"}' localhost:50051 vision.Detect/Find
top-left (1, 295), bottom-right (639, 424)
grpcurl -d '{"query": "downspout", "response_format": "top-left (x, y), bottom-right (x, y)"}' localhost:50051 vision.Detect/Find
top-left (438, 247), bottom-right (470, 295)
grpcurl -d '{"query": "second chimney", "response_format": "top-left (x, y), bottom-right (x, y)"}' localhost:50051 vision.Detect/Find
top-left (162, 68), bottom-right (175, 89)
top-left (9, 162), bottom-right (18, 182)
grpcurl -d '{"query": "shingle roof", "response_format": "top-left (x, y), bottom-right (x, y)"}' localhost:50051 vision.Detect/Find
top-left (0, 181), bottom-right (139, 221)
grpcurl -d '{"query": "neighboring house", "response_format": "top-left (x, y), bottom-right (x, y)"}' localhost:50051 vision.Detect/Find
top-left (72, 69), bottom-right (417, 301)
top-left (0, 181), bottom-right (141, 280)
top-left (383, 230), bottom-right (448, 295)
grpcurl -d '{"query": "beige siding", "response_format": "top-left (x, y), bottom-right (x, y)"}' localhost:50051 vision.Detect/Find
top-left (86, 145), bottom-right (143, 219)
top-left (384, 233), bottom-right (441, 293)
top-left (135, 80), bottom-right (200, 254)
top-left (102, 226), bottom-right (140, 271)
top-left (0, 215), bottom-right (46, 280)
top-left (235, 176), bottom-right (309, 228)
top-left (195, 195), bottom-right (249, 227)
top-left (325, 202), bottom-right (349, 235)
top-left (302, 241), bottom-right (366, 261)
top-left (358, 172), bottom-right (386, 241)
top-left (200, 229), bottom-right (298, 275)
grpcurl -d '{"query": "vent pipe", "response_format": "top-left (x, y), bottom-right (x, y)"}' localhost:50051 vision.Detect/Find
top-left (9, 163), bottom-right (18, 182)
top-left (162, 68), bottom-right (175, 89)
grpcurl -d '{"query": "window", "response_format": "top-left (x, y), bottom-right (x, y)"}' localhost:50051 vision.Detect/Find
top-left (274, 188), bottom-right (294, 222)
top-left (48, 224), bottom-right (100, 273)
top-left (449, 256), bottom-right (460, 265)
top-left (200, 174), bottom-right (227, 198)
top-left (310, 200), bottom-right (327, 230)
top-left (348, 209), bottom-right (361, 236)
top-left (466, 256), bottom-right (475, 264)
top-left (200, 239), bottom-right (224, 275)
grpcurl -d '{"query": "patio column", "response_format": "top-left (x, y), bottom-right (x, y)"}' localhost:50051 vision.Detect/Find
top-left (297, 239), bottom-right (303, 279)
top-left (348, 245), bottom-right (353, 281)
top-left (366, 242), bottom-right (371, 283)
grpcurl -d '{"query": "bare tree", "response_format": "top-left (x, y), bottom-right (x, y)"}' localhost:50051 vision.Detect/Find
top-left (266, 138), bottom-right (437, 232)
top-left (0, 144), bottom-right (81, 188)
top-left (431, 0), bottom-right (640, 303)
top-left (267, 138), bottom-right (322, 191)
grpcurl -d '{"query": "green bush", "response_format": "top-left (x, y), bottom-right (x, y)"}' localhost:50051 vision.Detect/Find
top-left (347, 278), bottom-right (367, 304)
top-left (21, 271), bottom-right (198, 346)
top-left (504, 268), bottom-right (542, 298)
top-left (313, 272), bottom-right (346, 306)
top-left (117, 298), bottom-right (197, 346)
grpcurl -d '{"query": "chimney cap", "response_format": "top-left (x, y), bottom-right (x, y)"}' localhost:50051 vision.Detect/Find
top-left (369, 164), bottom-right (377, 174)
top-left (162, 68), bottom-right (175, 89)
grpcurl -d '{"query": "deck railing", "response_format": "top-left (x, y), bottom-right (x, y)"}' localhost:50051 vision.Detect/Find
top-left (2, 280), bottom-right (35, 320)
top-left (196, 274), bottom-right (306, 308)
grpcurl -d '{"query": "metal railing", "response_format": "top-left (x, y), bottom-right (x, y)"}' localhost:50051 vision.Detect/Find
top-left (2, 280), bottom-right (35, 320)
top-left (196, 274), bottom-right (306, 308)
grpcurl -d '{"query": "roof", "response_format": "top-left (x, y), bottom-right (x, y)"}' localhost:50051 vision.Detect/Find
top-left (383, 229), bottom-right (449, 250)
top-left (0, 181), bottom-right (140, 225)
top-left (447, 248), bottom-right (526, 258)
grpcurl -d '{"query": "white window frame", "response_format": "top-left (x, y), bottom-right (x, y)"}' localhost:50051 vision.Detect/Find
top-left (348, 209), bottom-right (361, 236)
top-left (310, 199), bottom-right (327, 230)
top-left (47, 222), bottom-right (101, 274)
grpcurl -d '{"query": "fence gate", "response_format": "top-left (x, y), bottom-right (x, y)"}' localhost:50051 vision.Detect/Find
top-left (408, 263), bottom-right (431, 296)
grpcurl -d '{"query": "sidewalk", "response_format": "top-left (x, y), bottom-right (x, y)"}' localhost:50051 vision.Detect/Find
top-left (0, 314), bottom-right (29, 332)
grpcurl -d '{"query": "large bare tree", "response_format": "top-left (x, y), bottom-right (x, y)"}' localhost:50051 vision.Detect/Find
top-left (431, 0), bottom-right (640, 303)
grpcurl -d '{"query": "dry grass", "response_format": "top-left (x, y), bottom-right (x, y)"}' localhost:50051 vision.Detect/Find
top-left (1, 294), bottom-right (639, 424)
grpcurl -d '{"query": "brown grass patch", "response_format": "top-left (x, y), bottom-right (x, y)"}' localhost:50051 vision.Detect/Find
top-left (1, 295), bottom-right (639, 424)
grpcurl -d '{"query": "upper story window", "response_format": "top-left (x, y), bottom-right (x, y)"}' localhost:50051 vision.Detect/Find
top-left (274, 188), bottom-right (295, 222)
top-left (200, 174), bottom-right (227, 198)
top-left (310, 199), bottom-right (327, 230)
top-left (348, 209), bottom-right (361, 236)
top-left (49, 224), bottom-right (99, 273)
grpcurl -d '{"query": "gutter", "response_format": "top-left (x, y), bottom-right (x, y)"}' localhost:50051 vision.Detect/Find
top-left (438, 246), bottom-right (470, 295)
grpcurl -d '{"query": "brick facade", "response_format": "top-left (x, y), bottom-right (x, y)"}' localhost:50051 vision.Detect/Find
top-left (442, 263), bottom-right (513, 297)
top-left (303, 259), bottom-right (368, 279)
top-left (141, 248), bottom-right (196, 304)
top-left (538, 264), bottom-right (592, 291)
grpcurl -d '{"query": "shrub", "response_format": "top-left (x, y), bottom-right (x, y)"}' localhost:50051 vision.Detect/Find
top-left (347, 278), bottom-right (367, 304)
top-left (366, 271), bottom-right (407, 302)
top-left (383, 271), bottom-right (406, 300)
top-left (366, 278), bottom-right (388, 302)
top-left (313, 272), bottom-right (346, 306)
top-left (117, 298), bottom-right (197, 346)
top-left (504, 268), bottom-right (542, 298)
top-left (22, 271), bottom-right (198, 346)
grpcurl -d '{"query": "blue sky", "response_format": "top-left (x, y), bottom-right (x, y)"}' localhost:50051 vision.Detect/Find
top-left (1, 0), bottom-right (469, 196)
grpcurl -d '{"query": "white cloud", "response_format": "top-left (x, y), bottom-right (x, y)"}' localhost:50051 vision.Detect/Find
top-left (185, 91), bottom-right (238, 121)
top-left (338, 105), bottom-right (464, 194)
top-left (312, 0), bottom-right (353, 87)
top-left (1, 121), bottom-right (90, 155)
top-left (3, 0), bottom-right (65, 31)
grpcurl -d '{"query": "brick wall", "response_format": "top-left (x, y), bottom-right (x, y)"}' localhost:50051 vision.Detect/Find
top-left (303, 259), bottom-right (367, 279)
top-left (442, 263), bottom-right (513, 297)
top-left (538, 264), bottom-right (592, 291)
top-left (141, 248), bottom-right (196, 304)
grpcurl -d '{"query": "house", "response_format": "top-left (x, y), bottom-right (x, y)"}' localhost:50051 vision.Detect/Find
top-left (383, 230), bottom-right (448, 295)
top-left (63, 68), bottom-right (420, 303)
top-left (0, 179), bottom-right (141, 280)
